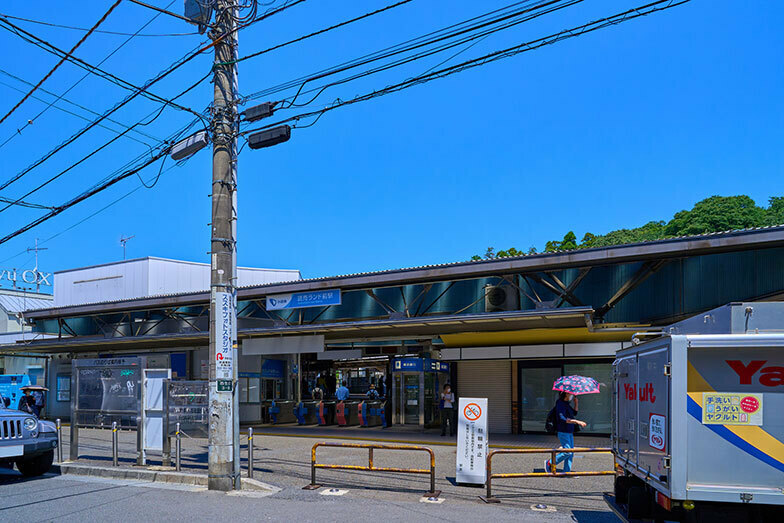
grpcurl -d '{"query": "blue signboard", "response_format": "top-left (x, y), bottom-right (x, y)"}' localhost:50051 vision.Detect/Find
top-left (392, 358), bottom-right (449, 373)
top-left (266, 289), bottom-right (341, 310)
top-left (261, 359), bottom-right (285, 379)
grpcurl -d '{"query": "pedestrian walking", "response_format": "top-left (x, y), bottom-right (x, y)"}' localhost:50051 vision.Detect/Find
top-left (440, 384), bottom-right (456, 436)
top-left (545, 392), bottom-right (587, 473)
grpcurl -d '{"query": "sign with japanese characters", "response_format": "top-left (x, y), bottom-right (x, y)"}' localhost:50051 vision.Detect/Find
top-left (702, 392), bottom-right (763, 426)
top-left (215, 291), bottom-right (235, 380)
top-left (456, 397), bottom-right (488, 485)
top-left (649, 413), bottom-right (666, 451)
top-left (266, 289), bottom-right (341, 310)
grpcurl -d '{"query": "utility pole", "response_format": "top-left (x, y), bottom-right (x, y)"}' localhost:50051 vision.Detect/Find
top-left (26, 238), bottom-right (48, 292)
top-left (208, 0), bottom-right (240, 491)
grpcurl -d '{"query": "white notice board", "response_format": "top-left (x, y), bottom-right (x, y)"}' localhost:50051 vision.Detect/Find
top-left (456, 397), bottom-right (488, 484)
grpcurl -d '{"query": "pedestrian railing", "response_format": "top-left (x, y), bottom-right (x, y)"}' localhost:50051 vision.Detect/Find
top-left (480, 447), bottom-right (616, 503)
top-left (304, 441), bottom-right (440, 497)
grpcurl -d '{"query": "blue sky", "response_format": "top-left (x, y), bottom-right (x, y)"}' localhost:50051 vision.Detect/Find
top-left (0, 0), bottom-right (781, 284)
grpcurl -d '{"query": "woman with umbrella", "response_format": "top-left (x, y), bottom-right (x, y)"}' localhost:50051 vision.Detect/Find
top-left (545, 376), bottom-right (598, 473)
top-left (18, 385), bottom-right (48, 418)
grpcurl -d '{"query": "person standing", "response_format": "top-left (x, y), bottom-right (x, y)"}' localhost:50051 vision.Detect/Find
top-left (366, 383), bottom-right (380, 400)
top-left (17, 389), bottom-right (37, 417)
top-left (440, 384), bottom-right (456, 437)
top-left (335, 381), bottom-right (350, 401)
top-left (545, 392), bottom-right (587, 472)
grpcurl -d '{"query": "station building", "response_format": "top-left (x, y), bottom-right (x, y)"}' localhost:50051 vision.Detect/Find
top-left (2, 226), bottom-right (783, 435)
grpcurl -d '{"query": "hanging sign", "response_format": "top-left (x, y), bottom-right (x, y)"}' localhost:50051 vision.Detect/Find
top-left (456, 397), bottom-right (489, 485)
top-left (215, 291), bottom-right (235, 380)
top-left (266, 289), bottom-right (341, 310)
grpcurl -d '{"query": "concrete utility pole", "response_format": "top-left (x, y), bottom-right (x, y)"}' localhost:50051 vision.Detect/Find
top-left (208, 0), bottom-right (240, 491)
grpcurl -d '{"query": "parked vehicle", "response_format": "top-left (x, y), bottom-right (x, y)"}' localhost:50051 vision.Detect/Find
top-left (610, 302), bottom-right (784, 523)
top-left (0, 392), bottom-right (58, 476)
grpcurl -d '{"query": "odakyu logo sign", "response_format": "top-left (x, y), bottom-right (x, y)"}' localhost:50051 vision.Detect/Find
top-left (0, 268), bottom-right (52, 286)
top-left (267, 294), bottom-right (293, 310)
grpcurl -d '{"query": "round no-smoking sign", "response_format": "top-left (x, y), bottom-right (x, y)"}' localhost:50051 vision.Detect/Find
top-left (464, 403), bottom-right (482, 421)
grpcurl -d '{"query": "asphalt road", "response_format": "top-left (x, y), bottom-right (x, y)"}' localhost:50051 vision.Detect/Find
top-left (0, 471), bottom-right (619, 522)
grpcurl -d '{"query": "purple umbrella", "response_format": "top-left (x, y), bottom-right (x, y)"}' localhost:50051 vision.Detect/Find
top-left (552, 375), bottom-right (601, 395)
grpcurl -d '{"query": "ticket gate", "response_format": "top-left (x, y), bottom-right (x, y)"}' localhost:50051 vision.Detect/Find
top-left (269, 400), bottom-right (297, 424)
top-left (358, 400), bottom-right (387, 428)
top-left (295, 401), bottom-right (319, 425)
top-left (336, 401), bottom-right (359, 426)
top-left (317, 401), bottom-right (336, 425)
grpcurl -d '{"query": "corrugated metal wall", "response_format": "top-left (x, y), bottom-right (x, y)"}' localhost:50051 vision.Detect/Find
top-left (457, 360), bottom-right (512, 434)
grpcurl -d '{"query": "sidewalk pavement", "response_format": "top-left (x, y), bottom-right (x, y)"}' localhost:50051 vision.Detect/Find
top-left (57, 424), bottom-right (616, 514)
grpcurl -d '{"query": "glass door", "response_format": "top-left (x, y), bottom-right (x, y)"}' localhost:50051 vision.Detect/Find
top-left (519, 367), bottom-right (561, 433)
top-left (403, 374), bottom-right (419, 424)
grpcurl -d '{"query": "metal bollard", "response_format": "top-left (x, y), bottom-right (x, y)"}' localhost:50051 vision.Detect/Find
top-left (248, 427), bottom-right (254, 478)
top-left (55, 419), bottom-right (63, 463)
top-left (112, 422), bottom-right (119, 467)
top-left (175, 422), bottom-right (181, 472)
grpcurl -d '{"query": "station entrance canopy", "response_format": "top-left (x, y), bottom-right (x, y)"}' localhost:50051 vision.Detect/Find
top-left (6, 225), bottom-right (784, 355)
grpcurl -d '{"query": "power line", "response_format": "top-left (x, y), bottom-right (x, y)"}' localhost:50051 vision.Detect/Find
top-left (280, 0), bottom-right (582, 110)
top-left (242, 0), bottom-right (571, 104)
top-left (0, 0), bottom-right (297, 194)
top-left (0, 115), bottom-right (202, 247)
top-left (0, 0), bottom-right (122, 126)
top-left (224, 0), bottom-right (415, 67)
top-left (127, 0), bottom-right (211, 28)
top-left (0, 196), bottom-right (52, 210)
top-left (0, 15), bottom-right (205, 119)
top-left (0, 69), bottom-right (160, 147)
top-left (0, 35), bottom-right (213, 193)
top-left (243, 0), bottom-right (691, 135)
top-left (0, 11), bottom-right (199, 37)
top-left (0, 0), bottom-right (177, 151)
top-left (0, 72), bottom-right (210, 212)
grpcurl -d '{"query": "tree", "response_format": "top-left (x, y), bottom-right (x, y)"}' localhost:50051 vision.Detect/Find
top-left (664, 195), bottom-right (765, 236)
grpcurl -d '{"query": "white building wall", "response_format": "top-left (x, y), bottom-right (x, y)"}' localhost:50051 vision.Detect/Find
top-left (53, 257), bottom-right (301, 307)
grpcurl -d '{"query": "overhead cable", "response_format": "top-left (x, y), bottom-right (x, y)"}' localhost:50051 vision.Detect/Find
top-left (222, 0), bottom-right (414, 66)
top-left (0, 15), bottom-right (204, 119)
top-left (243, 0), bottom-right (691, 135)
top-left (0, 11), bottom-right (198, 37)
top-left (0, 0), bottom-right (176, 150)
top-left (0, 0), bottom-right (122, 127)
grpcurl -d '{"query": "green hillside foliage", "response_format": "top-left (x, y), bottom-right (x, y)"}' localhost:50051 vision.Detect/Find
top-left (472, 195), bottom-right (784, 260)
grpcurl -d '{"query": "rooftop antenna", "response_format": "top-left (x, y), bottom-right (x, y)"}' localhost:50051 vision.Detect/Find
top-left (120, 235), bottom-right (135, 260)
top-left (26, 238), bottom-right (48, 292)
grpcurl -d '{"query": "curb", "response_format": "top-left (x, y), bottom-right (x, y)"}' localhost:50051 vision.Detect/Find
top-left (52, 463), bottom-right (278, 491)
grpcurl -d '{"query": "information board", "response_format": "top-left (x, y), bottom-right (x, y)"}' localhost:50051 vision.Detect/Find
top-left (702, 392), bottom-right (764, 426)
top-left (215, 291), bottom-right (235, 380)
top-left (72, 357), bottom-right (143, 429)
top-left (166, 380), bottom-right (209, 438)
top-left (456, 397), bottom-right (489, 485)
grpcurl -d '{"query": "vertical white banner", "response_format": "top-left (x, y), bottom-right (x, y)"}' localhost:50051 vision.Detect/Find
top-left (216, 291), bottom-right (234, 380)
top-left (456, 397), bottom-right (489, 484)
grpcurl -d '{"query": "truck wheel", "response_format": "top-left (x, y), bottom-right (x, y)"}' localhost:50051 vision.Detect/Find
top-left (614, 476), bottom-right (632, 504)
top-left (15, 450), bottom-right (54, 477)
top-left (626, 486), bottom-right (650, 520)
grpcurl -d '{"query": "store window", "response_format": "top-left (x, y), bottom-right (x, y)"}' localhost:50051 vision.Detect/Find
top-left (239, 376), bottom-right (260, 403)
top-left (519, 360), bottom-right (612, 435)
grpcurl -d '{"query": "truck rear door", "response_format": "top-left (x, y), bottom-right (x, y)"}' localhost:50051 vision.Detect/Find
top-left (614, 354), bottom-right (637, 464)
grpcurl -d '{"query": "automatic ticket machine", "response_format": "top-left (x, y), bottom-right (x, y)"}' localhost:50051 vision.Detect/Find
top-left (391, 357), bottom-right (450, 429)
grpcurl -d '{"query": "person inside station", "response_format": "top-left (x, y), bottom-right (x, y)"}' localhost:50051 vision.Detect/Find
top-left (366, 383), bottom-right (380, 400)
top-left (440, 383), bottom-right (456, 437)
top-left (336, 380), bottom-right (350, 401)
top-left (311, 383), bottom-right (324, 400)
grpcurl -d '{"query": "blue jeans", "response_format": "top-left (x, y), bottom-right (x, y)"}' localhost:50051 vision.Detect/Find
top-left (555, 432), bottom-right (574, 472)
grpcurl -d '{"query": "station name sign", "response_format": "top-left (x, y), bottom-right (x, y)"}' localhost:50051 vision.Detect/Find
top-left (0, 268), bottom-right (52, 286)
top-left (266, 289), bottom-right (341, 310)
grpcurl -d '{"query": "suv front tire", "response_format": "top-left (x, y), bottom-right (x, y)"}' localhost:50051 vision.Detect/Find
top-left (16, 450), bottom-right (54, 477)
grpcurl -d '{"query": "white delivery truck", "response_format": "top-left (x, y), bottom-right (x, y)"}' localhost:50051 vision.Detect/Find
top-left (610, 302), bottom-right (784, 523)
